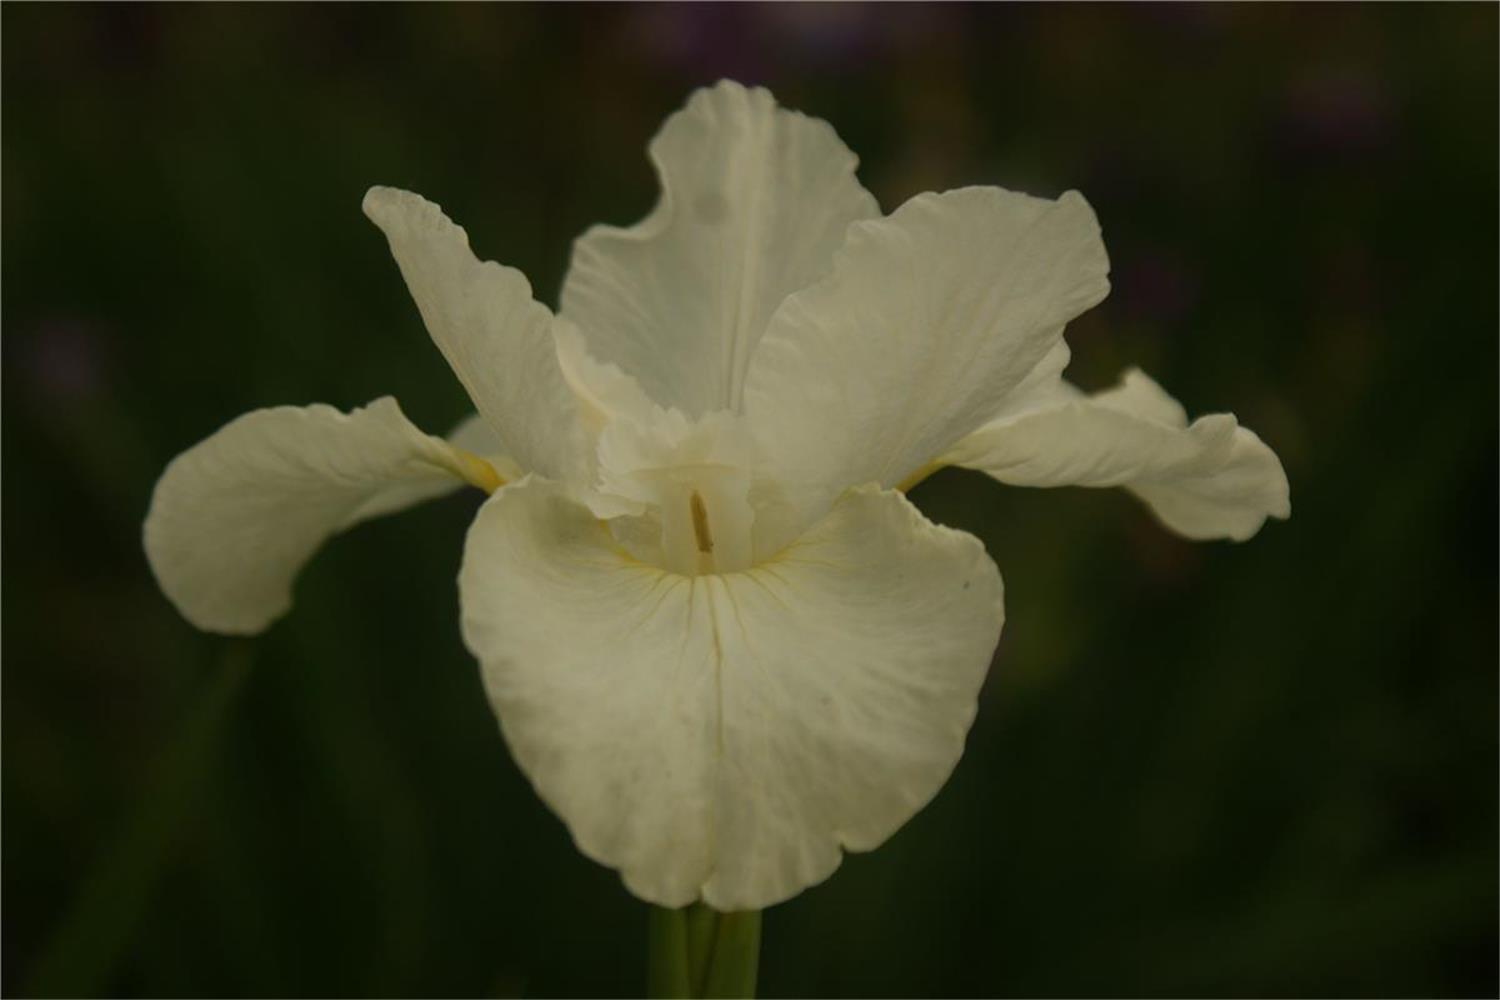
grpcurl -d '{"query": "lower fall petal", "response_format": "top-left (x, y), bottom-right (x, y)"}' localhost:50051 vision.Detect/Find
top-left (459, 478), bottom-right (1004, 910)
top-left (144, 397), bottom-right (496, 635)
top-left (943, 368), bottom-right (1291, 541)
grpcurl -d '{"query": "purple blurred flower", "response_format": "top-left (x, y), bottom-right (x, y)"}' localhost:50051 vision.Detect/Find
top-left (25, 318), bottom-right (107, 403)
top-left (624, 3), bottom-right (959, 79)
top-left (1281, 66), bottom-right (1396, 157)
top-left (1117, 249), bottom-right (1198, 326)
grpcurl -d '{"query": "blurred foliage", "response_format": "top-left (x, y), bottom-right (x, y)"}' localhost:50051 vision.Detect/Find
top-left (3, 4), bottom-right (1496, 997)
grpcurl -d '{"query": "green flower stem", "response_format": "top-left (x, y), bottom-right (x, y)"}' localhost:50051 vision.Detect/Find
top-left (648, 905), bottom-right (692, 998)
top-left (700, 909), bottom-right (761, 999)
top-left (648, 903), bottom-right (761, 999)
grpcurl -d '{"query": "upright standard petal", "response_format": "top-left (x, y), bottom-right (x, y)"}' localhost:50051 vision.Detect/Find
top-left (553, 321), bottom-right (661, 436)
top-left (943, 369), bottom-right (1291, 541)
top-left (460, 479), bottom-right (1003, 910)
top-left (145, 398), bottom-right (499, 635)
top-left (364, 186), bottom-right (587, 482)
top-left (560, 80), bottom-right (880, 416)
top-left (743, 186), bottom-right (1110, 538)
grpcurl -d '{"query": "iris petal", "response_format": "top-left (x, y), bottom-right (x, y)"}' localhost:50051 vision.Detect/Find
top-left (561, 80), bottom-right (879, 416)
top-left (145, 398), bottom-right (499, 635)
top-left (459, 478), bottom-right (1004, 909)
top-left (945, 369), bottom-right (1291, 541)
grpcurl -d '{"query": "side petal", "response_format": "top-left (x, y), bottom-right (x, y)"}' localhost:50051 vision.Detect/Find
top-left (144, 398), bottom-right (488, 635)
top-left (743, 186), bottom-right (1110, 536)
top-left (363, 186), bottom-right (587, 482)
top-left (459, 479), bottom-right (1003, 910)
top-left (560, 80), bottom-right (880, 416)
top-left (944, 369), bottom-right (1291, 541)
top-left (343, 412), bottom-right (521, 525)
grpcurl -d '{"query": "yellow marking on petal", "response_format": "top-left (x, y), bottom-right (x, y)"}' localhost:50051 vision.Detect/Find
top-left (897, 462), bottom-right (943, 493)
top-left (453, 448), bottom-right (505, 495)
top-left (689, 490), bottom-right (714, 554)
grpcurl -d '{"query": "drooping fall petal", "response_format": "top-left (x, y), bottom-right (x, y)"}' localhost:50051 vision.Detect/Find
top-left (944, 368), bottom-right (1290, 541)
top-left (144, 398), bottom-right (500, 635)
top-left (459, 478), bottom-right (1003, 910)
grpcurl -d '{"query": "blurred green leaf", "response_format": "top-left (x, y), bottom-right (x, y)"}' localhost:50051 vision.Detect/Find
top-left (22, 643), bottom-right (253, 997)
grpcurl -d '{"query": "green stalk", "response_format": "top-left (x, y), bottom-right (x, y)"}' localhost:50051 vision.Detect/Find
top-left (648, 905), bottom-right (693, 998)
top-left (648, 903), bottom-right (761, 999)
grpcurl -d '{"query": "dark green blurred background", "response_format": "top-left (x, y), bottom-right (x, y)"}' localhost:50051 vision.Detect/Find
top-left (4, 4), bottom-right (1496, 997)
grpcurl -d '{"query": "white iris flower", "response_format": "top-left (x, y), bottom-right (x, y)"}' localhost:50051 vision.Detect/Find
top-left (144, 81), bottom-right (1289, 911)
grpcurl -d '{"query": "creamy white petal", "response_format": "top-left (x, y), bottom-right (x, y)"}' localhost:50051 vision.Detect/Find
top-left (459, 479), bottom-right (1003, 910)
top-left (364, 186), bottom-right (587, 481)
top-left (944, 369), bottom-right (1291, 541)
top-left (445, 412), bottom-right (505, 462)
top-left (344, 413), bottom-right (521, 525)
top-left (989, 339), bottom-right (1076, 423)
top-left (744, 186), bottom-right (1110, 539)
top-left (144, 398), bottom-right (490, 635)
top-left (560, 80), bottom-right (880, 415)
top-left (592, 408), bottom-right (759, 575)
top-left (553, 321), bottom-right (660, 436)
